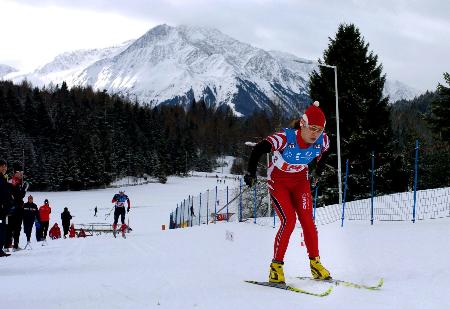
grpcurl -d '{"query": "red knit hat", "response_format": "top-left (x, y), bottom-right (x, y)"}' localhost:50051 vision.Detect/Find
top-left (302, 101), bottom-right (326, 127)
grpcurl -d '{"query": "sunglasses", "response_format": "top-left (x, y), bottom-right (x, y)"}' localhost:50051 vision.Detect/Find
top-left (306, 125), bottom-right (324, 133)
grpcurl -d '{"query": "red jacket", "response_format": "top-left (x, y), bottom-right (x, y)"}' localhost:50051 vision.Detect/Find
top-left (39, 204), bottom-right (51, 222)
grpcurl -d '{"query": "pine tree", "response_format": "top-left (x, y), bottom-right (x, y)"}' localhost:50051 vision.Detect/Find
top-left (428, 72), bottom-right (450, 141)
top-left (309, 23), bottom-right (399, 202)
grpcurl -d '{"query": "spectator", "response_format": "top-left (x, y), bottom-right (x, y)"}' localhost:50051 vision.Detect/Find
top-left (69, 224), bottom-right (76, 238)
top-left (0, 159), bottom-right (13, 257)
top-left (49, 223), bottom-right (61, 239)
top-left (23, 195), bottom-right (38, 248)
top-left (61, 207), bottom-right (72, 238)
top-left (6, 163), bottom-right (27, 251)
top-left (39, 199), bottom-right (51, 242)
top-left (77, 228), bottom-right (86, 238)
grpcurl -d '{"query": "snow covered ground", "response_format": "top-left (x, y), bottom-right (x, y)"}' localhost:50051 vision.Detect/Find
top-left (1, 173), bottom-right (449, 309)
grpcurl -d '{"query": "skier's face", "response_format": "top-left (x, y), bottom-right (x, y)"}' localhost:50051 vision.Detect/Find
top-left (301, 124), bottom-right (324, 144)
top-left (0, 164), bottom-right (6, 175)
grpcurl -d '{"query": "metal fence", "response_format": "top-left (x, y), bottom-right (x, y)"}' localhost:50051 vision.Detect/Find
top-left (169, 180), bottom-right (450, 229)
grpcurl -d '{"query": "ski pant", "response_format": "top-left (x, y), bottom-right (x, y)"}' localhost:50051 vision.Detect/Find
top-left (113, 207), bottom-right (126, 225)
top-left (62, 223), bottom-right (70, 237)
top-left (269, 178), bottom-right (319, 262)
top-left (23, 221), bottom-right (34, 242)
top-left (41, 221), bottom-right (49, 240)
top-left (5, 214), bottom-right (22, 248)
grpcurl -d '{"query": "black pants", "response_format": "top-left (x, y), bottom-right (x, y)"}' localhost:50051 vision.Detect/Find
top-left (5, 215), bottom-right (21, 248)
top-left (23, 221), bottom-right (34, 242)
top-left (113, 207), bottom-right (126, 225)
top-left (62, 223), bottom-right (69, 237)
top-left (41, 221), bottom-right (49, 239)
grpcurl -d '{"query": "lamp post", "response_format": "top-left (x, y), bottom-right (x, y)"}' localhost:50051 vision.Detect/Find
top-left (293, 59), bottom-right (342, 206)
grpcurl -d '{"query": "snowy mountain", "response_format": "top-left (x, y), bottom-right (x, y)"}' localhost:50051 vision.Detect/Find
top-left (3, 24), bottom-right (419, 115)
top-left (0, 64), bottom-right (18, 78)
top-left (383, 79), bottom-right (420, 103)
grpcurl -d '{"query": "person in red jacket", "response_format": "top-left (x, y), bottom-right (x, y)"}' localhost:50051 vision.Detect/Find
top-left (49, 223), bottom-right (61, 239)
top-left (244, 101), bottom-right (331, 284)
top-left (39, 199), bottom-right (51, 241)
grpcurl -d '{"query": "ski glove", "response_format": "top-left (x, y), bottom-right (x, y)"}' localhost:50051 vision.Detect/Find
top-left (310, 170), bottom-right (319, 187)
top-left (127, 207), bottom-right (130, 213)
top-left (244, 174), bottom-right (256, 188)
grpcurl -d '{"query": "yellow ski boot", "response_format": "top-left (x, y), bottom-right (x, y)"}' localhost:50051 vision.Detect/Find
top-left (269, 260), bottom-right (285, 285)
top-left (310, 256), bottom-right (331, 280)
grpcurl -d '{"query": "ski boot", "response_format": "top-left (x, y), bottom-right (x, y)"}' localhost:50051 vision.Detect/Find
top-left (121, 224), bottom-right (127, 239)
top-left (112, 223), bottom-right (117, 238)
top-left (310, 256), bottom-right (331, 280)
top-left (268, 260), bottom-right (285, 285)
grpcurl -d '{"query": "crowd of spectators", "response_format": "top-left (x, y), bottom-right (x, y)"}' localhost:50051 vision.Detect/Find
top-left (0, 159), bottom-right (74, 257)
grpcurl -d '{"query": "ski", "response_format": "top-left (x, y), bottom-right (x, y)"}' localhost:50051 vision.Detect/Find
top-left (245, 280), bottom-right (332, 297)
top-left (296, 276), bottom-right (384, 290)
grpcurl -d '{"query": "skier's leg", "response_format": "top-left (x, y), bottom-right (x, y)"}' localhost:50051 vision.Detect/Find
top-left (292, 187), bottom-right (319, 258)
top-left (292, 185), bottom-right (330, 279)
top-left (120, 208), bottom-right (126, 236)
top-left (267, 181), bottom-right (296, 284)
top-left (270, 182), bottom-right (297, 262)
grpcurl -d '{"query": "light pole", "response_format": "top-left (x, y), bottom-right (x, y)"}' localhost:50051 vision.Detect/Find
top-left (293, 59), bottom-right (343, 206)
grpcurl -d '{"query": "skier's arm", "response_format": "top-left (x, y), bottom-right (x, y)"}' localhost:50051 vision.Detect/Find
top-left (315, 150), bottom-right (330, 178)
top-left (247, 140), bottom-right (272, 176)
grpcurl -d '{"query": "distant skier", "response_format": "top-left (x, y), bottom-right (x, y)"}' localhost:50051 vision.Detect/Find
top-left (94, 206), bottom-right (97, 217)
top-left (111, 190), bottom-right (130, 238)
top-left (244, 101), bottom-right (331, 284)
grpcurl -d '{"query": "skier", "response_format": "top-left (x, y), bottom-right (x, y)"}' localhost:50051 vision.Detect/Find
top-left (39, 199), bottom-right (51, 243)
top-left (61, 207), bottom-right (72, 238)
top-left (244, 101), bottom-right (331, 284)
top-left (22, 195), bottom-right (38, 248)
top-left (111, 190), bottom-right (130, 238)
top-left (94, 206), bottom-right (97, 217)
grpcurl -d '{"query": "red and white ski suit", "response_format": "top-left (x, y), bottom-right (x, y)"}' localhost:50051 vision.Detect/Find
top-left (265, 130), bottom-right (329, 261)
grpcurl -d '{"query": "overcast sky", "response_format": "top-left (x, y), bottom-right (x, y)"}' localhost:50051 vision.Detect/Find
top-left (1, 0), bottom-right (449, 92)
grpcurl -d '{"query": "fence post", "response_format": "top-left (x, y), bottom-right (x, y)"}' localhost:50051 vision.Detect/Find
top-left (341, 159), bottom-right (349, 227)
top-left (371, 151), bottom-right (375, 225)
top-left (199, 192), bottom-right (202, 226)
top-left (182, 199), bottom-right (185, 228)
top-left (253, 183), bottom-right (257, 224)
top-left (313, 185), bottom-right (318, 222)
top-left (412, 140), bottom-right (419, 223)
top-left (226, 186), bottom-right (229, 222)
top-left (214, 186), bottom-right (217, 224)
top-left (239, 177), bottom-right (243, 222)
top-left (206, 189), bottom-right (209, 225)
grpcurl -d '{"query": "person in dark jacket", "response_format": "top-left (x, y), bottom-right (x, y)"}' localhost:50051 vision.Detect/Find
top-left (61, 207), bottom-right (73, 238)
top-left (22, 195), bottom-right (38, 247)
top-left (6, 163), bottom-right (27, 251)
top-left (0, 159), bottom-right (13, 257)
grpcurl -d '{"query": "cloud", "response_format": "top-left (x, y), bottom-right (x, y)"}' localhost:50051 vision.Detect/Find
top-left (3, 0), bottom-right (450, 91)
